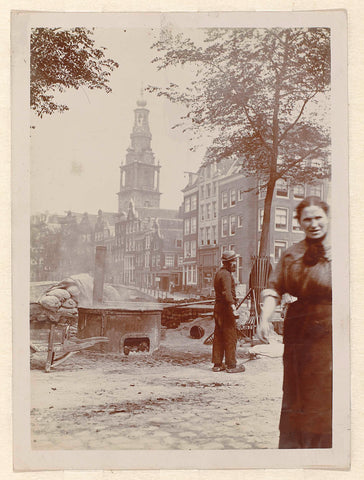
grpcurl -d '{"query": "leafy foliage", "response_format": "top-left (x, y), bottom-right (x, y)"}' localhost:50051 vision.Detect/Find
top-left (30, 27), bottom-right (119, 117)
top-left (149, 27), bottom-right (331, 255)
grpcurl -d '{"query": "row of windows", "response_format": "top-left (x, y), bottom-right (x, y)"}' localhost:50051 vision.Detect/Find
top-left (200, 181), bottom-right (217, 200)
top-left (126, 221), bottom-right (141, 234)
top-left (184, 216), bottom-right (197, 235)
top-left (125, 240), bottom-right (135, 252)
top-left (258, 181), bottom-right (323, 200)
top-left (183, 264), bottom-right (197, 285)
top-left (135, 254), bottom-right (145, 268)
top-left (221, 215), bottom-right (244, 237)
top-left (221, 188), bottom-right (245, 209)
top-left (165, 255), bottom-right (174, 267)
top-left (116, 252), bottom-right (184, 269)
top-left (184, 240), bottom-right (197, 258)
top-left (184, 194), bottom-right (197, 212)
top-left (259, 208), bottom-right (303, 232)
top-left (196, 180), bottom-right (324, 213)
top-left (122, 237), bottom-right (182, 251)
top-left (125, 240), bottom-right (159, 252)
top-left (184, 180), bottom-right (221, 213)
top-left (124, 256), bottom-right (135, 269)
top-left (119, 244), bottom-right (291, 270)
top-left (151, 255), bottom-right (161, 267)
top-left (115, 237), bottom-right (123, 247)
top-left (200, 202), bottom-right (217, 221)
top-left (200, 225), bottom-right (217, 246)
top-left (120, 242), bottom-right (289, 269)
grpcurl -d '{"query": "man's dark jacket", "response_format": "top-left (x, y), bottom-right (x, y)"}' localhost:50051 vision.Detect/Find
top-left (214, 266), bottom-right (237, 325)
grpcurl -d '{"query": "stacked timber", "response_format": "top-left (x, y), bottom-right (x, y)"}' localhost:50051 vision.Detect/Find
top-left (161, 304), bottom-right (214, 329)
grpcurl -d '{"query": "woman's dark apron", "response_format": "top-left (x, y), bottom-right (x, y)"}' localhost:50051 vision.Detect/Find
top-left (279, 299), bottom-right (332, 449)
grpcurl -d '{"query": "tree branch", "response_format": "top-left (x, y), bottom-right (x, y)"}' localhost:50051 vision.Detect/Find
top-left (239, 102), bottom-right (272, 154)
top-left (153, 40), bottom-right (273, 154)
top-left (278, 91), bottom-right (319, 145)
top-left (275, 147), bottom-right (322, 179)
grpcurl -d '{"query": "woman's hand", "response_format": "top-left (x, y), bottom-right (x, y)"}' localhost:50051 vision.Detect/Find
top-left (256, 319), bottom-right (270, 344)
top-left (257, 295), bottom-right (278, 344)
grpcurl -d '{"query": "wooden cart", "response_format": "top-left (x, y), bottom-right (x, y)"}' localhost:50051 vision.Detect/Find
top-left (30, 304), bottom-right (109, 372)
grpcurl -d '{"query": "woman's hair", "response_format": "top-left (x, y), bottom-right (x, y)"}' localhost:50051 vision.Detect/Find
top-left (295, 196), bottom-right (330, 220)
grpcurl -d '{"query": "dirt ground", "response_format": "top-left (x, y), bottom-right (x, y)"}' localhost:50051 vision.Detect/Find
top-left (30, 319), bottom-right (284, 450)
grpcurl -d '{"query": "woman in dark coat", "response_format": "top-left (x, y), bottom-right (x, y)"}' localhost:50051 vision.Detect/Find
top-left (257, 196), bottom-right (332, 449)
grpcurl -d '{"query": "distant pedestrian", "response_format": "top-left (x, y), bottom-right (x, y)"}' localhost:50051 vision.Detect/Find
top-left (212, 250), bottom-right (245, 373)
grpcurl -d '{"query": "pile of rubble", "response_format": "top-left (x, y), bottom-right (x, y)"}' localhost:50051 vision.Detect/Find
top-left (39, 285), bottom-right (78, 319)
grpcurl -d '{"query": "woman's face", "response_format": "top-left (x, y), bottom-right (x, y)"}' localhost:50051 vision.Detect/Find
top-left (299, 205), bottom-right (329, 240)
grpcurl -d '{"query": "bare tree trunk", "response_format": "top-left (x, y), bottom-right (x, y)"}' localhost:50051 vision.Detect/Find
top-left (259, 176), bottom-right (275, 256)
top-left (258, 33), bottom-right (289, 258)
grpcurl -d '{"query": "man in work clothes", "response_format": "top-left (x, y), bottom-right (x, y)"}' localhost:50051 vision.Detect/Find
top-left (212, 250), bottom-right (245, 373)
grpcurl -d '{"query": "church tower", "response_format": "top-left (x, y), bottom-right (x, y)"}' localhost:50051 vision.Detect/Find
top-left (118, 94), bottom-right (161, 213)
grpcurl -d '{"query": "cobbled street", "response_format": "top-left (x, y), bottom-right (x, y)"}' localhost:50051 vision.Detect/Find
top-left (31, 321), bottom-right (283, 450)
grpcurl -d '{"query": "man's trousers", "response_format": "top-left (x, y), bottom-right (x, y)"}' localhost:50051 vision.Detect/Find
top-left (212, 309), bottom-right (237, 369)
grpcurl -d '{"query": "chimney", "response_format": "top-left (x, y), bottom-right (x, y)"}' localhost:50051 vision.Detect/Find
top-left (93, 246), bottom-right (107, 305)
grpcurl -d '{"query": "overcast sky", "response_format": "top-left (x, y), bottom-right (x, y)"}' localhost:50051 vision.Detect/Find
top-left (30, 27), bottom-right (207, 216)
top-left (29, 23), bottom-right (332, 217)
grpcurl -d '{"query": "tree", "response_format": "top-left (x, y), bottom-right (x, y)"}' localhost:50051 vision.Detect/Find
top-left (31, 27), bottom-right (119, 117)
top-left (149, 28), bottom-right (331, 256)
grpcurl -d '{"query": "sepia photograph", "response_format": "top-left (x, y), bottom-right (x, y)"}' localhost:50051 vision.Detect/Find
top-left (11, 10), bottom-right (349, 471)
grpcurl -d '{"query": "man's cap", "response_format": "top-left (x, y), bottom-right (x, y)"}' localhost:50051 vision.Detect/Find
top-left (221, 250), bottom-right (237, 262)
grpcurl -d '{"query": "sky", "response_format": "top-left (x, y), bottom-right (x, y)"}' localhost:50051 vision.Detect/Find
top-left (29, 24), bottom-right (332, 217)
top-left (30, 27), bottom-right (207, 215)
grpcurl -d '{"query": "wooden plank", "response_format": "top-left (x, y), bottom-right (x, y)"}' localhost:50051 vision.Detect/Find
top-left (58, 338), bottom-right (109, 354)
top-left (45, 325), bottom-right (56, 373)
top-left (50, 352), bottom-right (77, 368)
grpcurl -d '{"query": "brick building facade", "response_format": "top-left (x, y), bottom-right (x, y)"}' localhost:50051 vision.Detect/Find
top-left (30, 210), bottom-right (116, 282)
top-left (181, 173), bottom-right (199, 292)
top-left (112, 202), bottom-right (183, 290)
top-left (181, 156), bottom-right (330, 295)
top-left (218, 166), bottom-right (258, 288)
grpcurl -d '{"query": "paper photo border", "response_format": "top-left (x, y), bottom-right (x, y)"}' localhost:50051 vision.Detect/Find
top-left (11, 9), bottom-right (349, 471)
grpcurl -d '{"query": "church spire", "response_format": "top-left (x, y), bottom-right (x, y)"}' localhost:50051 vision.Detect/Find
top-left (137, 83), bottom-right (147, 107)
top-left (131, 94), bottom-right (151, 150)
top-left (117, 93), bottom-right (161, 213)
